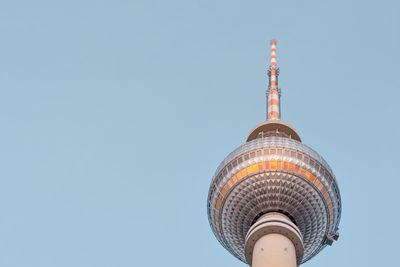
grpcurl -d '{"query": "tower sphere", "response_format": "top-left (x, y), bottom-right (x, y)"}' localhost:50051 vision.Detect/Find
top-left (206, 42), bottom-right (341, 265)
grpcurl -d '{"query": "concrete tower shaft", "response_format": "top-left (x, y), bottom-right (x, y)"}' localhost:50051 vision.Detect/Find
top-left (245, 213), bottom-right (303, 267)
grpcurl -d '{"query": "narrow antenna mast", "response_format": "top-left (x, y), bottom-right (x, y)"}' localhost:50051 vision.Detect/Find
top-left (267, 40), bottom-right (281, 120)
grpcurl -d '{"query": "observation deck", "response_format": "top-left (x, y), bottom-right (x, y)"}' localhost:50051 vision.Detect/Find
top-left (207, 126), bottom-right (341, 263)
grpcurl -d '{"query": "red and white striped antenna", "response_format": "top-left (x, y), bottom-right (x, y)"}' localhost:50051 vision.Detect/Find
top-left (267, 40), bottom-right (281, 120)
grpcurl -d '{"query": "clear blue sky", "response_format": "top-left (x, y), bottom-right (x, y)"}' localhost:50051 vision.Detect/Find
top-left (1, 1), bottom-right (399, 266)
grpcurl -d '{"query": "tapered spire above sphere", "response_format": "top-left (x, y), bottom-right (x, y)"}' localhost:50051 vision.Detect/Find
top-left (267, 40), bottom-right (281, 120)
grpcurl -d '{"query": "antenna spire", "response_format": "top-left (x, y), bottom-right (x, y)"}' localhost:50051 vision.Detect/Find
top-left (267, 40), bottom-right (281, 120)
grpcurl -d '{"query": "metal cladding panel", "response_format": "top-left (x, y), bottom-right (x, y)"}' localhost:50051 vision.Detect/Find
top-left (207, 136), bottom-right (341, 264)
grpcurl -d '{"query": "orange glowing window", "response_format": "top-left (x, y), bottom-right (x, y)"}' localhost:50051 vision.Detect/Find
top-left (253, 163), bottom-right (259, 172)
top-left (270, 161), bottom-right (277, 169)
top-left (247, 166), bottom-right (253, 175)
top-left (284, 162), bottom-right (289, 170)
top-left (277, 161), bottom-right (282, 169)
top-left (215, 199), bottom-right (222, 210)
top-left (289, 163), bottom-right (295, 171)
top-left (232, 174), bottom-right (238, 183)
top-left (305, 171), bottom-right (311, 179)
top-left (318, 183), bottom-right (324, 191)
top-left (265, 161), bottom-right (270, 169)
top-left (300, 168), bottom-right (306, 176)
top-left (218, 194), bottom-right (223, 200)
top-left (310, 174), bottom-right (316, 183)
top-left (258, 162), bottom-right (264, 171)
top-left (215, 215), bottom-right (219, 221)
top-left (224, 184), bottom-right (229, 192)
top-left (294, 165), bottom-right (300, 174)
top-left (227, 180), bottom-right (233, 188)
top-left (321, 186), bottom-right (327, 195)
top-left (220, 188), bottom-right (227, 196)
top-left (241, 169), bottom-right (247, 177)
top-left (314, 179), bottom-right (320, 187)
top-left (236, 171), bottom-right (242, 180)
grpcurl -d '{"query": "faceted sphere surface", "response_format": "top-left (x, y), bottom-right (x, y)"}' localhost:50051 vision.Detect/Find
top-left (207, 137), bottom-right (341, 263)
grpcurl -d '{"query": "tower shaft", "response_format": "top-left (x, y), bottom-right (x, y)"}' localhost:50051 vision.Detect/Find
top-left (245, 212), bottom-right (303, 267)
top-left (267, 40), bottom-right (280, 120)
top-left (252, 234), bottom-right (297, 267)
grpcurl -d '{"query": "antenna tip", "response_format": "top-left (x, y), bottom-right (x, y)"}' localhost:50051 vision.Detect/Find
top-left (270, 39), bottom-right (277, 45)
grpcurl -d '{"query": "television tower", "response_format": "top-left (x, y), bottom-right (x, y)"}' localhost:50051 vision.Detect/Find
top-left (207, 41), bottom-right (341, 267)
